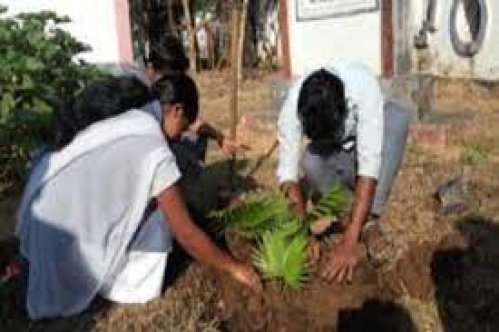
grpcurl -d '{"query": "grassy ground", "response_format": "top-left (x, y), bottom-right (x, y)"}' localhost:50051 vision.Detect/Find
top-left (1, 72), bottom-right (499, 331)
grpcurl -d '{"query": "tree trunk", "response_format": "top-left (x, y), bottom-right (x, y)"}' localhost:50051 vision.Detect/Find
top-left (181, 0), bottom-right (196, 76)
top-left (238, 0), bottom-right (249, 76)
top-left (142, 0), bottom-right (151, 59)
top-left (167, 0), bottom-right (178, 36)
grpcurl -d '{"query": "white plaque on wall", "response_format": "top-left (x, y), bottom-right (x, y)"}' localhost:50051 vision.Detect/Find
top-left (296, 0), bottom-right (379, 21)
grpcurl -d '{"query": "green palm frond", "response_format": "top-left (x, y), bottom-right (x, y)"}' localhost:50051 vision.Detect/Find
top-left (282, 232), bottom-right (308, 287)
top-left (253, 231), bottom-right (286, 279)
top-left (308, 181), bottom-right (350, 221)
top-left (252, 220), bottom-right (308, 288)
top-left (209, 192), bottom-right (295, 238)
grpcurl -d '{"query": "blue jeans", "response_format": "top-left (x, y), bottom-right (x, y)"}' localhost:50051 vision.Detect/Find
top-left (302, 101), bottom-right (410, 216)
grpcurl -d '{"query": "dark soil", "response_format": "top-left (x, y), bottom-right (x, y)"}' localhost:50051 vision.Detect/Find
top-left (203, 218), bottom-right (499, 331)
top-left (209, 232), bottom-right (424, 331)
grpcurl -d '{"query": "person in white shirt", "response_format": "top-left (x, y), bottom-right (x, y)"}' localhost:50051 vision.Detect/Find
top-left (196, 24), bottom-right (210, 69)
top-left (17, 75), bottom-right (261, 319)
top-left (277, 61), bottom-right (410, 283)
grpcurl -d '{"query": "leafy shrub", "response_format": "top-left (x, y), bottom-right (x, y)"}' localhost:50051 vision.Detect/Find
top-left (0, 6), bottom-right (103, 197)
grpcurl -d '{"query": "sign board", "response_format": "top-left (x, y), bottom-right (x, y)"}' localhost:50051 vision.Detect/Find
top-left (296, 0), bottom-right (379, 21)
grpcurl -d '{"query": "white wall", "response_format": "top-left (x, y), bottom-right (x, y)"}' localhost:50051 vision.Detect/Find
top-left (408, 0), bottom-right (499, 80)
top-left (287, 1), bottom-right (381, 77)
top-left (1, 0), bottom-right (122, 64)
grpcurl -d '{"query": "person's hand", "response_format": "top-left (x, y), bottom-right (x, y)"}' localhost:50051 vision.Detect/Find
top-left (282, 182), bottom-right (306, 216)
top-left (189, 118), bottom-right (204, 133)
top-left (229, 261), bottom-right (263, 292)
top-left (321, 234), bottom-right (359, 283)
top-left (219, 136), bottom-right (250, 155)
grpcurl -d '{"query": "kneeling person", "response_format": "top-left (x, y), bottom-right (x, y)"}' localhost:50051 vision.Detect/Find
top-left (277, 61), bottom-right (410, 282)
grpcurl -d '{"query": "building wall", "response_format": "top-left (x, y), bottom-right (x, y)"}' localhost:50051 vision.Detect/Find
top-left (286, 0), bottom-right (382, 77)
top-left (284, 0), bottom-right (499, 80)
top-left (1, 0), bottom-right (133, 64)
top-left (404, 0), bottom-right (499, 80)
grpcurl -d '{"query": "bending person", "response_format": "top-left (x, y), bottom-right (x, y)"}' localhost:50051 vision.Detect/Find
top-left (17, 75), bottom-right (260, 319)
top-left (277, 61), bottom-right (410, 282)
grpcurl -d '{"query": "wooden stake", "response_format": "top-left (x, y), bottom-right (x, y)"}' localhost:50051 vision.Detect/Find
top-left (229, 0), bottom-right (248, 189)
top-left (229, 6), bottom-right (240, 140)
top-left (229, 2), bottom-right (240, 188)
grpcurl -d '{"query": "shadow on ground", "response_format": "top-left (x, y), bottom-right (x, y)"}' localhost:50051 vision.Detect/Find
top-left (187, 158), bottom-right (261, 213)
top-left (432, 215), bottom-right (499, 332)
top-left (337, 299), bottom-right (416, 332)
top-left (165, 158), bottom-right (261, 288)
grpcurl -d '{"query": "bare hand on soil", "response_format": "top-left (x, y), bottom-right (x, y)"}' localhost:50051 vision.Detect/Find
top-left (229, 261), bottom-right (263, 292)
top-left (322, 237), bottom-right (359, 283)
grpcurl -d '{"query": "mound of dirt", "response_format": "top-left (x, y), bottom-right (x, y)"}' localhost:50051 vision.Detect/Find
top-left (215, 233), bottom-right (397, 331)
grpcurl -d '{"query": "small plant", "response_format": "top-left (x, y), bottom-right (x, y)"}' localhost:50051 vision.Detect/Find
top-left (211, 182), bottom-right (349, 288)
top-left (253, 220), bottom-right (308, 288)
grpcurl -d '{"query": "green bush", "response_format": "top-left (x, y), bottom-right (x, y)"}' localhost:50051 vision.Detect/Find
top-left (0, 6), bottom-right (103, 197)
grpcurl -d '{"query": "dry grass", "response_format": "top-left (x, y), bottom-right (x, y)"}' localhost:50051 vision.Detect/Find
top-left (433, 78), bottom-right (499, 114)
top-left (93, 265), bottom-right (220, 332)
top-left (398, 290), bottom-right (443, 332)
top-left (385, 78), bottom-right (499, 332)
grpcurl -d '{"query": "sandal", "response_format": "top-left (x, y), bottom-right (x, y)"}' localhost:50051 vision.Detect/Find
top-left (361, 219), bottom-right (395, 267)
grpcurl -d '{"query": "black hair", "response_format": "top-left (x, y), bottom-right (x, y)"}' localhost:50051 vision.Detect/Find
top-left (297, 69), bottom-right (348, 155)
top-left (54, 76), bottom-right (149, 149)
top-left (150, 74), bottom-right (199, 124)
top-left (147, 34), bottom-right (189, 73)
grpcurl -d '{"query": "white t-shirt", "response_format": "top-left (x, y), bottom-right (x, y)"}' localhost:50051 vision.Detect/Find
top-left (277, 61), bottom-right (384, 183)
